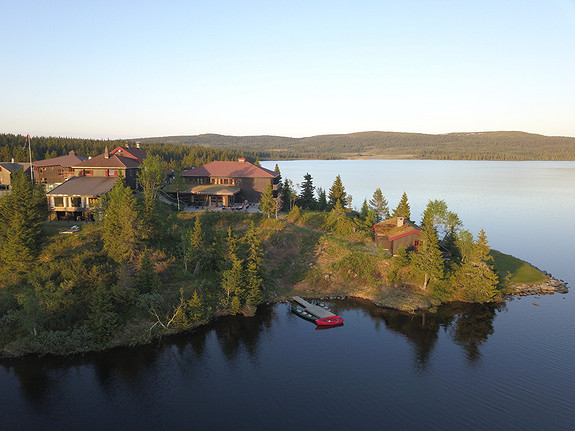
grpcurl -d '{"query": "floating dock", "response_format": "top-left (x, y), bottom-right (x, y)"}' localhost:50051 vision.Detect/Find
top-left (291, 296), bottom-right (335, 319)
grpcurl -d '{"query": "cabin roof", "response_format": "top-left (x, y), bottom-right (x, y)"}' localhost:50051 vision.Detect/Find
top-left (110, 146), bottom-right (147, 162)
top-left (73, 153), bottom-right (141, 169)
top-left (0, 162), bottom-right (30, 172)
top-left (33, 151), bottom-right (88, 167)
top-left (46, 176), bottom-right (117, 197)
top-left (183, 161), bottom-right (278, 179)
top-left (373, 217), bottom-right (422, 240)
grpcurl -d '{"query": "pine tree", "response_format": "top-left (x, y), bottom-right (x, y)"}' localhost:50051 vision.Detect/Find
top-left (259, 183), bottom-right (275, 218)
top-left (244, 222), bottom-right (263, 306)
top-left (136, 250), bottom-right (162, 294)
top-left (221, 228), bottom-right (245, 308)
top-left (298, 173), bottom-right (316, 209)
top-left (328, 175), bottom-right (347, 209)
top-left (450, 229), bottom-right (499, 302)
top-left (392, 192), bottom-right (411, 220)
top-left (281, 178), bottom-right (296, 211)
top-left (254, 156), bottom-right (261, 167)
top-left (137, 155), bottom-right (166, 240)
top-left (411, 223), bottom-right (444, 290)
top-left (102, 178), bottom-right (140, 264)
top-left (369, 188), bottom-right (390, 222)
top-left (188, 216), bottom-right (205, 272)
top-left (360, 199), bottom-right (369, 219)
top-left (87, 283), bottom-right (119, 346)
top-left (0, 170), bottom-right (47, 273)
top-left (316, 187), bottom-right (327, 211)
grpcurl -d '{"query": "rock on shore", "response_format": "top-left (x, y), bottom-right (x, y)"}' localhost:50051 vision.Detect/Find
top-left (510, 277), bottom-right (568, 297)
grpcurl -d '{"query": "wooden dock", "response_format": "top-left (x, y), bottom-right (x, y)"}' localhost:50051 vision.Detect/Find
top-left (291, 296), bottom-right (335, 319)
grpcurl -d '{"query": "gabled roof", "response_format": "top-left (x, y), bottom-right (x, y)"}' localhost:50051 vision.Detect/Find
top-left (183, 161), bottom-right (278, 178)
top-left (0, 162), bottom-right (30, 173)
top-left (33, 150), bottom-right (87, 167)
top-left (373, 217), bottom-right (422, 240)
top-left (47, 176), bottom-right (117, 197)
top-left (74, 153), bottom-right (141, 169)
top-left (110, 146), bottom-right (147, 163)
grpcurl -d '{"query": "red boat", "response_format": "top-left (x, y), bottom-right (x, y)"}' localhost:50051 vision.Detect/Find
top-left (315, 316), bottom-right (344, 326)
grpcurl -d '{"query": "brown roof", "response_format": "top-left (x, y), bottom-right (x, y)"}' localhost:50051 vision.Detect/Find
top-left (110, 146), bottom-right (147, 162)
top-left (183, 161), bottom-right (278, 179)
top-left (33, 150), bottom-right (88, 167)
top-left (74, 153), bottom-right (141, 169)
top-left (373, 217), bottom-right (422, 239)
top-left (0, 162), bottom-right (30, 173)
top-left (47, 176), bottom-right (118, 197)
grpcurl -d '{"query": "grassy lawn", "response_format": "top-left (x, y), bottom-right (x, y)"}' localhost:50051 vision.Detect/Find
top-left (490, 249), bottom-right (547, 285)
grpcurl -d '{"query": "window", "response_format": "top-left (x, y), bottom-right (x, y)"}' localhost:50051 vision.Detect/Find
top-left (414, 240), bottom-right (420, 252)
top-left (85, 169), bottom-right (93, 176)
top-left (108, 170), bottom-right (117, 177)
top-left (71, 197), bottom-right (82, 207)
top-left (53, 197), bottom-right (64, 207)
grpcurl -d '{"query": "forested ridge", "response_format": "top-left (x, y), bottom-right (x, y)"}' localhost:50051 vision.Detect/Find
top-left (3, 131), bottom-right (575, 162)
top-left (138, 131), bottom-right (575, 161)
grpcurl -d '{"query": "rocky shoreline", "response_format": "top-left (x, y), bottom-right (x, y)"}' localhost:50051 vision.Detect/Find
top-left (508, 276), bottom-right (569, 297)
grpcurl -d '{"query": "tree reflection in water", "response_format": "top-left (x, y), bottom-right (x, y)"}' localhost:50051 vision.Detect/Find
top-left (345, 298), bottom-right (502, 370)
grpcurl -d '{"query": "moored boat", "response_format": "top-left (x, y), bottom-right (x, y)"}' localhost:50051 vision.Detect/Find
top-left (290, 297), bottom-right (344, 326)
top-left (315, 315), bottom-right (344, 326)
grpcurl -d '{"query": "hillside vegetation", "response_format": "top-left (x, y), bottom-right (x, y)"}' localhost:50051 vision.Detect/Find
top-left (138, 131), bottom-right (575, 161)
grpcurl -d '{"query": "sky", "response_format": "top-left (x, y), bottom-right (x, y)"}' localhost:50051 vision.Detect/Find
top-left (1, 0), bottom-right (574, 139)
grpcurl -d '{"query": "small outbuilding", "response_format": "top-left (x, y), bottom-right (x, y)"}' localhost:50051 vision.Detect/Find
top-left (373, 217), bottom-right (422, 255)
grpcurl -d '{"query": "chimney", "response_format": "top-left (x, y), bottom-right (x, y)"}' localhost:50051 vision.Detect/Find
top-left (397, 217), bottom-right (404, 227)
top-left (104, 146), bottom-right (109, 159)
top-left (238, 157), bottom-right (245, 163)
top-left (136, 142), bottom-right (140, 149)
top-left (69, 150), bottom-right (75, 156)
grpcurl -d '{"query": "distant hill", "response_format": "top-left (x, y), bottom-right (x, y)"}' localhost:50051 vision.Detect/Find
top-left (138, 131), bottom-right (575, 161)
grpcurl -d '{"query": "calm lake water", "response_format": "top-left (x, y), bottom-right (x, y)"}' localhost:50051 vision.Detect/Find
top-left (2, 160), bottom-right (574, 430)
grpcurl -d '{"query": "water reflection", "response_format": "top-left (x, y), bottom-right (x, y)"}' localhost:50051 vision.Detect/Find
top-left (1, 300), bottom-right (503, 406)
top-left (337, 298), bottom-right (502, 369)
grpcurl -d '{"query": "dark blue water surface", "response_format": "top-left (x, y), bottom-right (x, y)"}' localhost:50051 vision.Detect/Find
top-left (2, 160), bottom-right (574, 430)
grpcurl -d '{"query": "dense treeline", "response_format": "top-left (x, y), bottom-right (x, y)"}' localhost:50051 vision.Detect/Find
top-left (138, 131), bottom-right (575, 161)
top-left (5, 130), bottom-right (575, 162)
top-left (0, 134), bottom-right (263, 167)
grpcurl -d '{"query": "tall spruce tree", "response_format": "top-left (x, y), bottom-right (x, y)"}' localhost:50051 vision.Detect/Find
top-left (137, 155), bottom-right (166, 240)
top-left (259, 183), bottom-right (275, 218)
top-left (392, 191), bottom-right (411, 220)
top-left (411, 222), bottom-right (444, 290)
top-left (450, 229), bottom-right (499, 302)
top-left (369, 188), bottom-right (390, 222)
top-left (0, 170), bottom-right (47, 273)
top-left (102, 178), bottom-right (140, 264)
top-left (298, 173), bottom-right (316, 209)
top-left (328, 175), bottom-right (347, 209)
top-left (316, 187), bottom-right (327, 211)
top-left (244, 222), bottom-right (263, 306)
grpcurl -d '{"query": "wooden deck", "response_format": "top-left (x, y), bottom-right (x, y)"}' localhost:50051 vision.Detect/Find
top-left (291, 296), bottom-right (335, 319)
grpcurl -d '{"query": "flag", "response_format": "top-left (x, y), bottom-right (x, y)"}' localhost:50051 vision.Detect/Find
top-left (22, 134), bottom-right (30, 150)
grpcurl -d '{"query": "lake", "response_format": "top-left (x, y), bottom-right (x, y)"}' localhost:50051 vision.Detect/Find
top-left (2, 160), bottom-right (574, 430)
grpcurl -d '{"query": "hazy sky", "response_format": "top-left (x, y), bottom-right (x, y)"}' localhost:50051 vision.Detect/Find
top-left (1, 1), bottom-right (574, 139)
